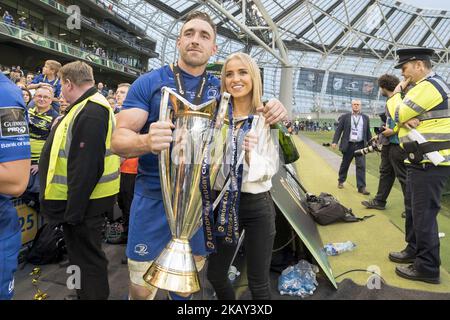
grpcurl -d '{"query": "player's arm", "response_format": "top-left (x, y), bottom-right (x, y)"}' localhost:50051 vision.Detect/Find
top-left (0, 159), bottom-right (30, 197)
top-left (112, 108), bottom-right (173, 158)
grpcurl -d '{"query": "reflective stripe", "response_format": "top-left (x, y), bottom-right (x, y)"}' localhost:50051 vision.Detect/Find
top-left (400, 133), bottom-right (450, 143)
top-left (416, 109), bottom-right (450, 121)
top-left (58, 149), bottom-right (114, 158)
top-left (98, 170), bottom-right (119, 183)
top-left (51, 175), bottom-right (67, 184)
top-left (51, 170), bottom-right (119, 185)
top-left (404, 98), bottom-right (426, 114)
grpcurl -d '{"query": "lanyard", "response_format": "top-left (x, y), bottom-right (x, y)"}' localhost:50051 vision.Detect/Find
top-left (352, 114), bottom-right (361, 129)
top-left (171, 61), bottom-right (207, 105)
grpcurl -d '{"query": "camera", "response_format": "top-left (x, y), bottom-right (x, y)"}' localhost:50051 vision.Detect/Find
top-left (374, 126), bottom-right (386, 135)
top-left (373, 112), bottom-right (387, 135)
top-left (354, 137), bottom-right (382, 156)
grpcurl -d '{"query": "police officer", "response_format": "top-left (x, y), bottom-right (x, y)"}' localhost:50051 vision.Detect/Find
top-left (0, 72), bottom-right (31, 300)
top-left (387, 48), bottom-right (450, 284)
top-left (39, 61), bottom-right (120, 299)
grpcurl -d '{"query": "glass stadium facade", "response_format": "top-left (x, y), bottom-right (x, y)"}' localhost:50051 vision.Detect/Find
top-left (53, 0), bottom-right (450, 115)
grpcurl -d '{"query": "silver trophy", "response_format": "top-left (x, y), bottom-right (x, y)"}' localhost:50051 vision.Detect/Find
top-left (143, 87), bottom-right (229, 293)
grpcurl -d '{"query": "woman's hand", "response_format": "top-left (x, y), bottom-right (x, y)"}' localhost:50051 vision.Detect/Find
top-left (256, 99), bottom-right (287, 125)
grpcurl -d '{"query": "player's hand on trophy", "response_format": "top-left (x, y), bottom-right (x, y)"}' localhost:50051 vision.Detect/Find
top-left (257, 99), bottom-right (287, 125)
top-left (149, 120), bottom-right (175, 154)
top-left (243, 132), bottom-right (258, 164)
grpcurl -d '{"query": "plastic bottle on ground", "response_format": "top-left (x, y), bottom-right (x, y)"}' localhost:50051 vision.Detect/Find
top-left (324, 241), bottom-right (356, 256)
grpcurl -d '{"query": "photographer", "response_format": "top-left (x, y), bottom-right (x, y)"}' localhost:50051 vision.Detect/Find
top-left (362, 74), bottom-right (407, 212)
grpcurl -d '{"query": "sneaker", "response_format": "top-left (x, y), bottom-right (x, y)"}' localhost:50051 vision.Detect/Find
top-left (361, 199), bottom-right (385, 210)
top-left (338, 182), bottom-right (344, 189)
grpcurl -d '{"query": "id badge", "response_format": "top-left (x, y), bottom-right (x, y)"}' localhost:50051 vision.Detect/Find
top-left (350, 129), bottom-right (358, 141)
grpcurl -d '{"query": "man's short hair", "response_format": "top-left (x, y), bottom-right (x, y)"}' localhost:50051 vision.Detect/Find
top-left (58, 61), bottom-right (95, 86)
top-left (36, 85), bottom-right (54, 96)
top-left (378, 74), bottom-right (400, 92)
top-left (45, 60), bottom-right (62, 74)
top-left (182, 11), bottom-right (216, 39)
top-left (117, 83), bottom-right (131, 90)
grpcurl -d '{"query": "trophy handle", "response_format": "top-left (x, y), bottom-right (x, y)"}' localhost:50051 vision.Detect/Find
top-left (159, 87), bottom-right (175, 236)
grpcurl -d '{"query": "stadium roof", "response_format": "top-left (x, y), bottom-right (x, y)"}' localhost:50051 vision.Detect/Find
top-left (114, 0), bottom-right (449, 63)
top-left (108, 0), bottom-right (450, 112)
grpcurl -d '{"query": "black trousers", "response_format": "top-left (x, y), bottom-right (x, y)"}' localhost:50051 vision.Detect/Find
top-left (207, 192), bottom-right (276, 300)
top-left (63, 213), bottom-right (110, 300)
top-left (117, 172), bottom-right (136, 228)
top-left (338, 141), bottom-right (366, 189)
top-left (404, 164), bottom-right (450, 276)
top-left (373, 144), bottom-right (407, 205)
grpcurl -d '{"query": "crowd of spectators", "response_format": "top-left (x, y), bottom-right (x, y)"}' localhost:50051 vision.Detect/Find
top-left (1, 61), bottom-right (118, 112)
top-left (286, 119), bottom-right (336, 134)
top-left (1, 7), bottom-right (144, 70)
top-left (1, 58), bottom-right (128, 223)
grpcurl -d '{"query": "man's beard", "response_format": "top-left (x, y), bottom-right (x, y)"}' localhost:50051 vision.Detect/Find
top-left (181, 51), bottom-right (208, 68)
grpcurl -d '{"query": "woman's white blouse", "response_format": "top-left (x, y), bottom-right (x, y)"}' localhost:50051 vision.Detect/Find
top-left (214, 114), bottom-right (279, 194)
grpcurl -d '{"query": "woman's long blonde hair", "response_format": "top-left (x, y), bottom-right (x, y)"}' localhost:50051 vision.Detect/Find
top-left (220, 52), bottom-right (263, 115)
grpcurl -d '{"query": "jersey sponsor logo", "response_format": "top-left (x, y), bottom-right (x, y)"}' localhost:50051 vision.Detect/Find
top-left (134, 244), bottom-right (149, 256)
top-left (0, 107), bottom-right (29, 138)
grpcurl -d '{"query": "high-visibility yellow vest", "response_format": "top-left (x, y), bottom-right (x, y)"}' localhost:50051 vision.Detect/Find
top-left (387, 72), bottom-right (450, 166)
top-left (44, 92), bottom-right (120, 200)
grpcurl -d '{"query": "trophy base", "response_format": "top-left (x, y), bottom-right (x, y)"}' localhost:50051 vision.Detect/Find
top-left (143, 238), bottom-right (200, 294)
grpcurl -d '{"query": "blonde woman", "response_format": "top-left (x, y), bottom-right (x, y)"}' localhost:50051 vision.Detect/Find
top-left (207, 52), bottom-right (279, 300)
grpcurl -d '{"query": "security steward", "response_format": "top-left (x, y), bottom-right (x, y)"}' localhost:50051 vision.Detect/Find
top-left (39, 61), bottom-right (120, 299)
top-left (387, 48), bottom-right (450, 284)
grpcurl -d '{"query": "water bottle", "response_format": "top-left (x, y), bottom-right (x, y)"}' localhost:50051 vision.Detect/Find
top-left (324, 241), bottom-right (356, 256)
top-left (278, 260), bottom-right (318, 297)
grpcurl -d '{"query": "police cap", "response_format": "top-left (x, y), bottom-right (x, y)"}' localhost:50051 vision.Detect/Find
top-left (394, 48), bottom-right (435, 69)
